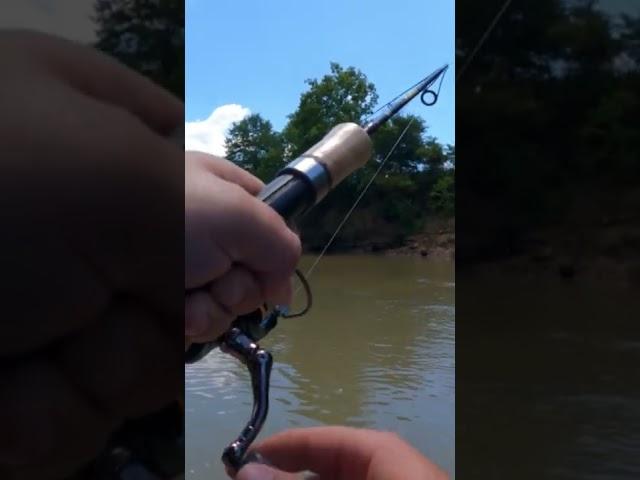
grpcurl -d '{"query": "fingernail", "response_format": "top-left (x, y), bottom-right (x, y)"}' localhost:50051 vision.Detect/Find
top-left (237, 463), bottom-right (275, 480)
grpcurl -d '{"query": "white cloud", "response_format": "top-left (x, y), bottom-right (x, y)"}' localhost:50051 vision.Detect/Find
top-left (185, 104), bottom-right (251, 157)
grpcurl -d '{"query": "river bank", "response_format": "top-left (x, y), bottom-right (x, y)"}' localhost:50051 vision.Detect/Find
top-left (385, 217), bottom-right (455, 259)
top-left (302, 217), bottom-right (455, 259)
top-left (471, 220), bottom-right (640, 290)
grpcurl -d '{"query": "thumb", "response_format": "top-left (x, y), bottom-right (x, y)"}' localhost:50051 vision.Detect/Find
top-left (236, 463), bottom-right (302, 480)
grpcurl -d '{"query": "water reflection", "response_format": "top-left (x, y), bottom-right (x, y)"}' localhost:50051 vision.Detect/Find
top-left (457, 269), bottom-right (640, 479)
top-left (186, 255), bottom-right (455, 479)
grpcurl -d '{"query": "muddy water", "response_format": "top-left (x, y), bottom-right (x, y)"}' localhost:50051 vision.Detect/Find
top-left (185, 255), bottom-right (455, 479)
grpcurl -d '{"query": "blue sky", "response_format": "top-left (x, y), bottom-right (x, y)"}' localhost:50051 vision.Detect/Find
top-left (185, 0), bottom-right (455, 155)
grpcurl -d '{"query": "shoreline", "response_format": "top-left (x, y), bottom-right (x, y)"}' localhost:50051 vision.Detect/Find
top-left (384, 228), bottom-right (455, 259)
top-left (302, 217), bottom-right (455, 259)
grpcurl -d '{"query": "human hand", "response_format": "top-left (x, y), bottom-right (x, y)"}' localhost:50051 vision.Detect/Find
top-left (233, 426), bottom-right (449, 480)
top-left (0, 30), bottom-right (183, 479)
top-left (185, 152), bottom-right (301, 345)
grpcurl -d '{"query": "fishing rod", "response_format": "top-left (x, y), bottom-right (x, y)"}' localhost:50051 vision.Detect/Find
top-left (185, 63), bottom-right (449, 474)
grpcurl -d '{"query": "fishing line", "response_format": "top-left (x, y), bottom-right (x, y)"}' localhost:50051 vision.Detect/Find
top-left (291, 0), bottom-right (512, 303)
top-left (455, 0), bottom-right (513, 82)
top-left (186, 3), bottom-right (516, 473)
top-left (303, 0), bottom-right (511, 281)
top-left (299, 73), bottom-right (449, 285)
top-left (291, 75), bottom-right (448, 298)
top-left (421, 67), bottom-right (447, 106)
top-left (369, 68), bottom-right (447, 118)
top-left (303, 119), bottom-right (415, 281)
top-left (281, 268), bottom-right (312, 318)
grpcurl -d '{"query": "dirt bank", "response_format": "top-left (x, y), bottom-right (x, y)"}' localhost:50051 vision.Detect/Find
top-left (385, 217), bottom-right (455, 259)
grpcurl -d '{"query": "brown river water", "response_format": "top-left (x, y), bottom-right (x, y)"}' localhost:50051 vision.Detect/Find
top-left (456, 266), bottom-right (640, 479)
top-left (185, 255), bottom-right (455, 479)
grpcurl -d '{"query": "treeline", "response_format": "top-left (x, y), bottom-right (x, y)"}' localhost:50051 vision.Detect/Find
top-left (456, 0), bottom-right (640, 262)
top-left (94, 0), bottom-right (184, 100)
top-left (92, 1), bottom-right (454, 251)
top-left (225, 63), bottom-right (455, 251)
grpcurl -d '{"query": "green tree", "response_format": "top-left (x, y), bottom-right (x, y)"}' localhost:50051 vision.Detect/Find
top-left (365, 115), bottom-right (451, 234)
top-left (456, 0), bottom-right (640, 262)
top-left (280, 63), bottom-right (380, 248)
top-left (620, 13), bottom-right (640, 64)
top-left (370, 114), bottom-right (429, 175)
top-left (225, 114), bottom-right (286, 181)
top-left (445, 145), bottom-right (455, 168)
top-left (93, 0), bottom-right (184, 99)
top-left (430, 171), bottom-right (455, 216)
top-left (224, 62), bottom-right (455, 251)
top-left (422, 139), bottom-right (449, 176)
top-left (283, 63), bottom-right (378, 158)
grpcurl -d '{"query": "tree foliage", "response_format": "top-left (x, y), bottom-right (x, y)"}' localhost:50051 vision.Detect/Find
top-left (225, 114), bottom-right (285, 180)
top-left (93, 0), bottom-right (184, 99)
top-left (226, 63), bottom-right (454, 250)
top-left (430, 171), bottom-right (455, 217)
top-left (370, 115), bottom-right (429, 175)
top-left (283, 63), bottom-right (378, 159)
top-left (454, 0), bottom-right (640, 261)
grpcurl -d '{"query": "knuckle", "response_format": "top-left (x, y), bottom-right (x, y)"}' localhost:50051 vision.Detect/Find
top-left (101, 105), bottom-right (147, 141)
top-left (229, 183), bottom-right (254, 211)
top-left (278, 225), bottom-right (302, 270)
top-left (377, 430), bottom-right (404, 445)
top-left (188, 150), bottom-right (224, 169)
top-left (226, 271), bottom-right (248, 307)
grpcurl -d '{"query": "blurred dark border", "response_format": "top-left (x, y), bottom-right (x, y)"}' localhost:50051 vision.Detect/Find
top-left (0, 1), bottom-right (185, 479)
top-left (456, 0), bottom-right (640, 478)
top-left (94, 0), bottom-right (184, 101)
top-left (91, 3), bottom-right (186, 478)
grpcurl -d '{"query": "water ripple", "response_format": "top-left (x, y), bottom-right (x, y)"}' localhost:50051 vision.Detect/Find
top-left (186, 256), bottom-right (455, 480)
